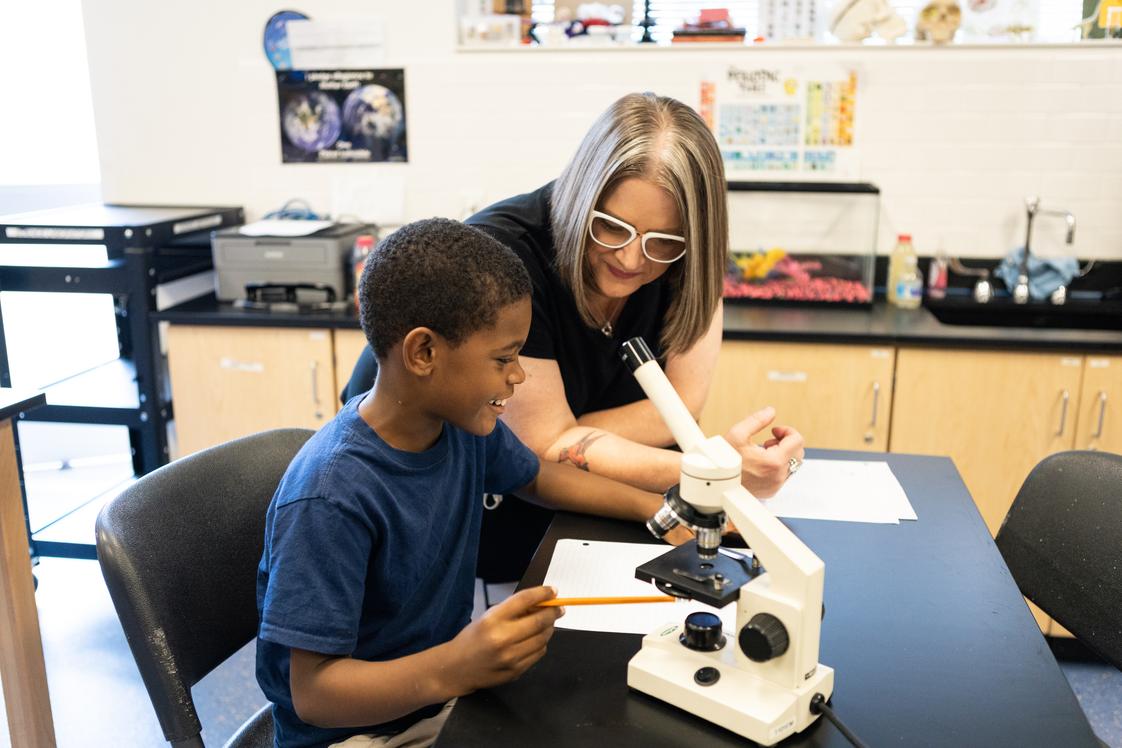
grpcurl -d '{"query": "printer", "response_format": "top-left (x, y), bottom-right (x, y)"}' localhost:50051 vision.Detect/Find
top-left (211, 222), bottom-right (374, 305)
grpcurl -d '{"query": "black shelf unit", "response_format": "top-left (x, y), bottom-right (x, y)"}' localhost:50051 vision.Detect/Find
top-left (0, 203), bottom-right (244, 559)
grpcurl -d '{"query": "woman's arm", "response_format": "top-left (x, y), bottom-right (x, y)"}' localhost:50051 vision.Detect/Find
top-left (503, 301), bottom-right (804, 498)
top-left (576, 300), bottom-right (724, 446)
top-left (519, 460), bottom-right (694, 545)
top-left (502, 356), bottom-right (682, 492)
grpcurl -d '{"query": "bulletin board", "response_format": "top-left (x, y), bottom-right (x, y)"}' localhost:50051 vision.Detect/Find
top-left (699, 64), bottom-right (860, 180)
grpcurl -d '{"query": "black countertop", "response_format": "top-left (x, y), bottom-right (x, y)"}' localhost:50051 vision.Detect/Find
top-left (154, 294), bottom-right (1122, 353)
top-left (153, 293), bottom-right (362, 330)
top-left (723, 301), bottom-right (1122, 352)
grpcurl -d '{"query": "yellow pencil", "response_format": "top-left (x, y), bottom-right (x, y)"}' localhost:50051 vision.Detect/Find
top-left (538, 595), bottom-right (676, 607)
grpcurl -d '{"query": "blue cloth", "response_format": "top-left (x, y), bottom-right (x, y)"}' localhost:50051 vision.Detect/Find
top-left (256, 396), bottom-right (539, 748)
top-left (994, 247), bottom-right (1080, 301)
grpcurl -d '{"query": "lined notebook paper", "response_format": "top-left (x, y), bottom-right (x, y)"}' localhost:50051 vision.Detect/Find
top-left (542, 539), bottom-right (745, 635)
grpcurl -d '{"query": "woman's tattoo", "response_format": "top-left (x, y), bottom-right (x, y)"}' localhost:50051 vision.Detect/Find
top-left (557, 432), bottom-right (605, 471)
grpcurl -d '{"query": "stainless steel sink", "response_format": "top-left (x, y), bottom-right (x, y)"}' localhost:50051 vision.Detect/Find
top-left (926, 299), bottom-right (1122, 332)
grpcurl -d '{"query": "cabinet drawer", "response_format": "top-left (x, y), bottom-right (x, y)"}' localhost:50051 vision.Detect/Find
top-left (167, 325), bottom-right (334, 456)
top-left (700, 341), bottom-right (895, 451)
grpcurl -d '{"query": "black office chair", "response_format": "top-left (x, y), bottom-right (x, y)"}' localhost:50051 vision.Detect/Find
top-left (96, 428), bottom-right (314, 747)
top-left (996, 450), bottom-right (1122, 671)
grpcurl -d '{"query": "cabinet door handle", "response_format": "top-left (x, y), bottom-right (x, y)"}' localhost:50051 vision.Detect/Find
top-left (311, 360), bottom-right (323, 418)
top-left (869, 381), bottom-right (880, 428)
top-left (1093, 391), bottom-right (1107, 439)
top-left (1056, 389), bottom-right (1070, 437)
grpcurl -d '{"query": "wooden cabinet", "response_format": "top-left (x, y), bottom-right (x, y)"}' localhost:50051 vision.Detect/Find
top-left (167, 325), bottom-right (336, 457)
top-left (890, 348), bottom-right (1083, 536)
top-left (890, 348), bottom-right (1089, 637)
top-left (1074, 355), bottom-right (1121, 453)
top-left (700, 341), bottom-right (895, 451)
top-left (333, 328), bottom-right (371, 402)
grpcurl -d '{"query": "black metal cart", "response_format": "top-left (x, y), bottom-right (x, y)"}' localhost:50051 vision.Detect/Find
top-left (0, 203), bottom-right (243, 559)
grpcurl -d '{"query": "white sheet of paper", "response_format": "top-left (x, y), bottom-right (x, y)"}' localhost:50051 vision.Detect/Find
top-left (542, 539), bottom-right (747, 635)
top-left (762, 459), bottom-right (916, 524)
top-left (237, 219), bottom-right (334, 237)
top-left (286, 18), bottom-right (386, 69)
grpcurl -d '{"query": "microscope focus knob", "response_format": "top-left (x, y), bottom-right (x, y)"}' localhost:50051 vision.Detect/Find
top-left (739, 613), bottom-right (789, 662)
top-left (680, 612), bottom-right (726, 651)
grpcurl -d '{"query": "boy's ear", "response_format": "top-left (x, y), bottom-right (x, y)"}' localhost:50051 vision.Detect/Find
top-left (400, 327), bottom-right (439, 376)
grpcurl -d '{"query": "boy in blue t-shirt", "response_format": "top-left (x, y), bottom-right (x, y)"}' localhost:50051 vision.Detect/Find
top-left (256, 218), bottom-right (669, 748)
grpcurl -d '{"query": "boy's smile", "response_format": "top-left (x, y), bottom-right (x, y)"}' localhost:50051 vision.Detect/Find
top-left (436, 297), bottom-right (531, 437)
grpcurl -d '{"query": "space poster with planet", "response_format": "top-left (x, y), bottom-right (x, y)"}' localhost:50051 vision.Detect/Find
top-left (277, 69), bottom-right (407, 163)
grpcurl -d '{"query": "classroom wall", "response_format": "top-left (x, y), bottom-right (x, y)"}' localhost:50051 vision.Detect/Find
top-left (81, 0), bottom-right (1122, 260)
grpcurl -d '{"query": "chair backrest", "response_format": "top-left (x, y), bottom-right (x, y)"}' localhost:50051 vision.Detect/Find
top-left (996, 450), bottom-right (1122, 670)
top-left (96, 428), bottom-right (314, 745)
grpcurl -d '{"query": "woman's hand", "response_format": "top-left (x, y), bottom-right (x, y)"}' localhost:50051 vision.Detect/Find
top-left (724, 407), bottom-right (806, 499)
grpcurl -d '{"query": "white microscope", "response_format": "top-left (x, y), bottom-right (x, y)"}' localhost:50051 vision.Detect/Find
top-left (621, 337), bottom-right (834, 746)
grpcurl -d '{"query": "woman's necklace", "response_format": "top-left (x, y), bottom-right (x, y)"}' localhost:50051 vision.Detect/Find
top-left (593, 298), bottom-right (623, 338)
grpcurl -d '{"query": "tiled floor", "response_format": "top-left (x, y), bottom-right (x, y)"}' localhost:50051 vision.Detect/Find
top-left (1, 552), bottom-right (1119, 748)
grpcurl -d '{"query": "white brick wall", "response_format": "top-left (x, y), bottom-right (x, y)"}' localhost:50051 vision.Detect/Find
top-left (82, 0), bottom-right (1122, 261)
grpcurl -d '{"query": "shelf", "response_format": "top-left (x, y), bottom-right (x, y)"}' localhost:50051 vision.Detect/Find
top-left (153, 292), bottom-right (361, 329)
top-left (0, 258), bottom-right (128, 294)
top-left (455, 40), bottom-right (1122, 54)
top-left (21, 359), bottom-right (150, 427)
top-left (27, 469), bottom-right (134, 561)
top-left (728, 181), bottom-right (879, 194)
top-left (0, 204), bottom-right (244, 255)
top-left (0, 203), bottom-right (244, 561)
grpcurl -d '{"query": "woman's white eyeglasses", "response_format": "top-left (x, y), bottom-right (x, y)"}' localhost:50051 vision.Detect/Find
top-left (588, 210), bottom-right (686, 264)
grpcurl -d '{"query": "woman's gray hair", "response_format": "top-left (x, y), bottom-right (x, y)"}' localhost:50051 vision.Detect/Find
top-left (549, 92), bottom-right (727, 356)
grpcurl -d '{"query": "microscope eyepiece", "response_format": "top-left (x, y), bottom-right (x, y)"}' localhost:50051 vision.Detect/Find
top-left (620, 337), bottom-right (655, 372)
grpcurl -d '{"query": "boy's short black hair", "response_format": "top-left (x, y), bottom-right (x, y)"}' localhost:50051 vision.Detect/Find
top-left (359, 218), bottom-right (531, 360)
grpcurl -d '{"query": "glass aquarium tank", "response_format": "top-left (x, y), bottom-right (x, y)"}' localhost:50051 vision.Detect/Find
top-left (724, 182), bottom-right (879, 306)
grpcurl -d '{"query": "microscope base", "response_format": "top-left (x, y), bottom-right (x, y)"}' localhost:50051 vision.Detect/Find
top-left (628, 623), bottom-right (834, 746)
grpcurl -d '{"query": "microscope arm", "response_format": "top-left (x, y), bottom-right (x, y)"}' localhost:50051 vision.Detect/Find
top-left (722, 479), bottom-right (824, 616)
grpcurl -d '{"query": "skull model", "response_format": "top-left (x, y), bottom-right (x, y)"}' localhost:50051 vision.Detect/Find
top-left (916, 0), bottom-right (962, 43)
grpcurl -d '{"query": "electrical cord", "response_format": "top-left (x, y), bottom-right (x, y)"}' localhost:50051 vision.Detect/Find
top-left (810, 693), bottom-right (870, 748)
top-left (263, 198), bottom-right (325, 221)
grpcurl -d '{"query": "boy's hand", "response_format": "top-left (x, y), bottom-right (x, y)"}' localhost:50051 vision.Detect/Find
top-left (441, 586), bottom-right (563, 695)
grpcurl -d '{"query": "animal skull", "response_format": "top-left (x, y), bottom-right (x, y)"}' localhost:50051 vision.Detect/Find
top-left (830, 0), bottom-right (907, 42)
top-left (916, 0), bottom-right (962, 43)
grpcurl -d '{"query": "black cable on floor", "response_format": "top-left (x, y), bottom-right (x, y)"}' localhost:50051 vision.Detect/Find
top-left (811, 693), bottom-right (870, 748)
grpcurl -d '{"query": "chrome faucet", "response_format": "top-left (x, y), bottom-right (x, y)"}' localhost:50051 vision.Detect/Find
top-left (1015, 197), bottom-right (1076, 304)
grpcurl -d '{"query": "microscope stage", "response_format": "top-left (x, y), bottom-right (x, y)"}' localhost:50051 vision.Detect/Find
top-left (635, 543), bottom-right (761, 607)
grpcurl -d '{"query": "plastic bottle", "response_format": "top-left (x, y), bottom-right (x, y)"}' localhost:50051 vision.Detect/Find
top-left (888, 234), bottom-right (922, 309)
top-left (927, 250), bottom-right (948, 300)
top-left (352, 234), bottom-right (375, 308)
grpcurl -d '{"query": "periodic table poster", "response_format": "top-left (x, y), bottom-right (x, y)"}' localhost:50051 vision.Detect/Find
top-left (699, 64), bottom-right (859, 180)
